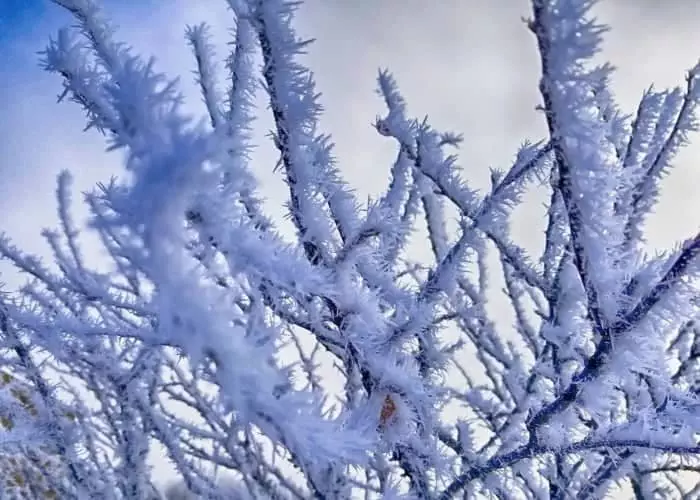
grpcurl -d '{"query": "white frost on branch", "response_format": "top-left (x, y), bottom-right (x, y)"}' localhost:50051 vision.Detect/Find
top-left (0, 0), bottom-right (697, 498)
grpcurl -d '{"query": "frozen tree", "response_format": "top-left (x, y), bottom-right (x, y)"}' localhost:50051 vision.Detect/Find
top-left (0, 0), bottom-right (698, 498)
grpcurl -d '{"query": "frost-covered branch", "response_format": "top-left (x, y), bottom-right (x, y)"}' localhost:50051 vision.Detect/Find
top-left (0, 0), bottom-right (698, 498)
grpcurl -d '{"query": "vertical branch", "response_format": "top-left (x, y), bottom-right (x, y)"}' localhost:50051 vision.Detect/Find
top-left (186, 23), bottom-right (224, 129)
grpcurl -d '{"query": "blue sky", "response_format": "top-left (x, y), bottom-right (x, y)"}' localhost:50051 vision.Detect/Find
top-left (0, 0), bottom-right (49, 80)
top-left (0, 0), bottom-right (45, 40)
top-left (0, 0), bottom-right (160, 74)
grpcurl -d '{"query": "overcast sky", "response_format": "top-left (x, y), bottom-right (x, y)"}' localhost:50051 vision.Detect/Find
top-left (1, 0), bottom-right (699, 491)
